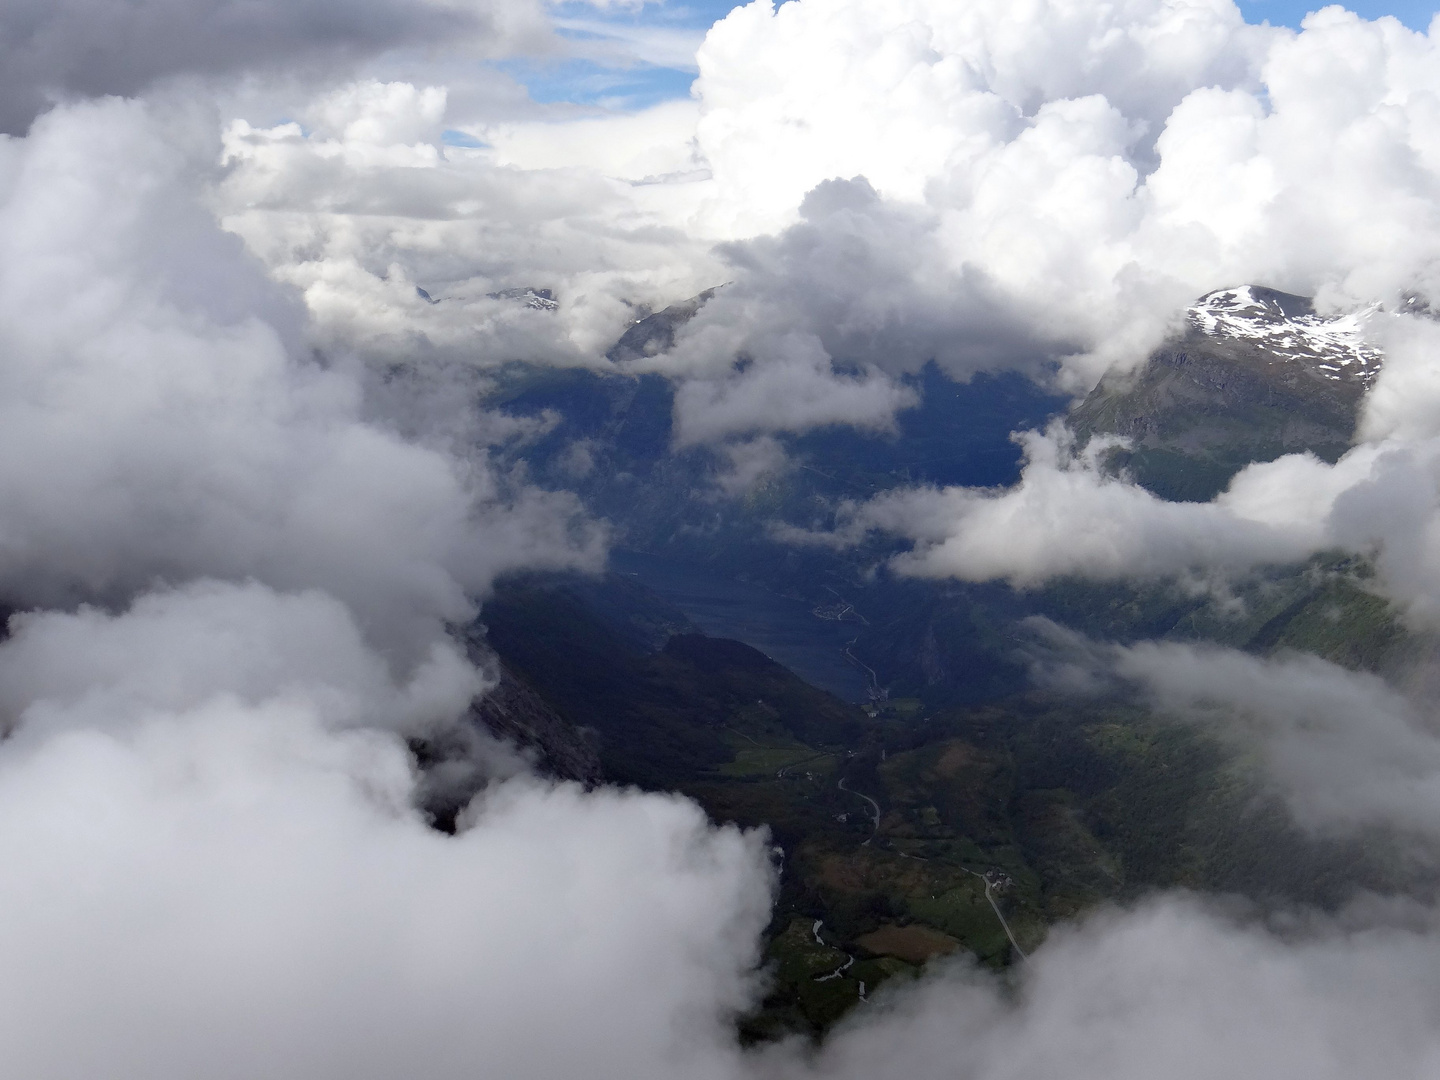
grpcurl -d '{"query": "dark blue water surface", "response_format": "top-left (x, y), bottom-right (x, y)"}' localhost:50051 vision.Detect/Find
top-left (611, 550), bottom-right (873, 703)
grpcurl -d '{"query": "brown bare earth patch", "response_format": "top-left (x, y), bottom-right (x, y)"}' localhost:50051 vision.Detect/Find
top-left (932, 740), bottom-right (976, 779)
top-left (815, 850), bottom-right (932, 895)
top-left (817, 853), bottom-right (867, 891)
top-left (856, 924), bottom-right (962, 965)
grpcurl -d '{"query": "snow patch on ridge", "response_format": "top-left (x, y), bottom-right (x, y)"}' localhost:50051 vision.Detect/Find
top-left (1189, 286), bottom-right (1383, 385)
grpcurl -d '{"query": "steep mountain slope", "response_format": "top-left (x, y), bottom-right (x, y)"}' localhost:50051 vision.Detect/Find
top-left (1071, 286), bottom-right (1381, 501)
top-left (481, 573), bottom-right (871, 785)
top-left (469, 662), bottom-right (604, 783)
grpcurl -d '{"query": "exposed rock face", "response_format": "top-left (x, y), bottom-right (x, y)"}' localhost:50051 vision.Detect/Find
top-left (469, 656), bottom-right (603, 786)
top-left (1071, 286), bottom-right (1381, 501)
top-left (410, 647), bottom-right (602, 833)
top-left (606, 287), bottom-right (719, 363)
top-left (487, 286), bottom-right (558, 311)
top-left (1187, 286), bottom-right (1381, 385)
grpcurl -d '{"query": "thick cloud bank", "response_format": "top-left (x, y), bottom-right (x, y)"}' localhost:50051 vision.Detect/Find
top-left (0, 0), bottom-right (547, 135)
top-left (0, 96), bottom-right (602, 652)
top-left (0, 583), bottom-right (771, 1080)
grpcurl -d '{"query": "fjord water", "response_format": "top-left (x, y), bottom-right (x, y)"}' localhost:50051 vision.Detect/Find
top-left (610, 549), bottom-right (873, 702)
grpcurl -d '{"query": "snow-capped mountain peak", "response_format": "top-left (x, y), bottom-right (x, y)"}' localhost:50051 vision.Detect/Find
top-left (1188, 285), bottom-right (1382, 385)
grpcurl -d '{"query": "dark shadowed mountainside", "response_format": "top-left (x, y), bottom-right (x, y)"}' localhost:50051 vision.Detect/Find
top-left (470, 661), bottom-right (604, 784)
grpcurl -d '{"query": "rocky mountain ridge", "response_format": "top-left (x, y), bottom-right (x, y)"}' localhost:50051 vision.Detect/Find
top-left (1188, 285), bottom-right (1382, 386)
top-left (1071, 285), bottom-right (1385, 501)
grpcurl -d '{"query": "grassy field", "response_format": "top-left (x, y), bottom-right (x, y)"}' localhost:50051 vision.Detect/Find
top-left (717, 741), bottom-right (836, 779)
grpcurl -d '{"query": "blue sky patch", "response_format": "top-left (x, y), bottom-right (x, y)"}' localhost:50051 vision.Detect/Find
top-left (495, 56), bottom-right (697, 110)
top-left (441, 129), bottom-right (488, 148)
top-left (1239, 0), bottom-right (1434, 28)
top-left (505, 1), bottom-right (1437, 112)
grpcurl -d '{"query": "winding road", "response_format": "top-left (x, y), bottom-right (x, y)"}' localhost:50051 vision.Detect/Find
top-left (832, 778), bottom-right (1027, 965)
top-left (841, 636), bottom-right (883, 701)
top-left (964, 868), bottom-right (1028, 962)
top-left (776, 751), bottom-right (829, 779)
top-left (838, 777), bottom-right (881, 844)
